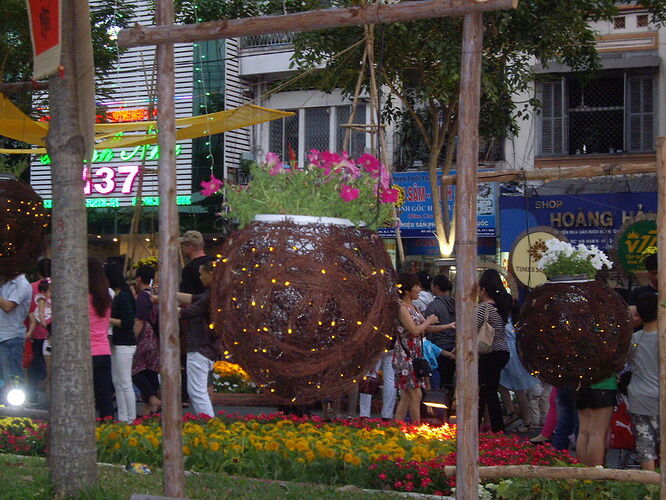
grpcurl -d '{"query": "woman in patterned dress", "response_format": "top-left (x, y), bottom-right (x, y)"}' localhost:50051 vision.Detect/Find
top-left (393, 273), bottom-right (449, 424)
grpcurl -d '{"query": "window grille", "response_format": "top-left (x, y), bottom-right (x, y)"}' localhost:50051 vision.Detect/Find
top-left (538, 72), bottom-right (655, 156)
top-left (613, 16), bottom-right (626, 29)
top-left (336, 105), bottom-right (367, 157)
top-left (304, 107), bottom-right (331, 152)
top-left (269, 111), bottom-right (299, 159)
top-left (637, 14), bottom-right (649, 27)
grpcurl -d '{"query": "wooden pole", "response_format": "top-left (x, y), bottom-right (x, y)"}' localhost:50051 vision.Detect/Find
top-left (444, 465), bottom-right (662, 485)
top-left (656, 136), bottom-right (666, 500)
top-left (156, 0), bottom-right (185, 496)
top-left (440, 162), bottom-right (658, 185)
top-left (45, 0), bottom-right (97, 496)
top-left (454, 12), bottom-right (483, 500)
top-left (117, 0), bottom-right (518, 48)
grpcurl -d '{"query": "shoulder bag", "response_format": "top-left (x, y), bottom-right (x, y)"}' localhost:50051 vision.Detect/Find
top-left (478, 303), bottom-right (495, 355)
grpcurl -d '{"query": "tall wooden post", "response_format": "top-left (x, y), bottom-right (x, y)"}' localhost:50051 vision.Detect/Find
top-left (45, 0), bottom-right (97, 496)
top-left (454, 12), bottom-right (483, 500)
top-left (156, 0), bottom-right (185, 496)
top-left (656, 136), bottom-right (666, 500)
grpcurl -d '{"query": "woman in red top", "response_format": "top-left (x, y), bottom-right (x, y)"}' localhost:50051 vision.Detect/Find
top-left (87, 258), bottom-right (114, 419)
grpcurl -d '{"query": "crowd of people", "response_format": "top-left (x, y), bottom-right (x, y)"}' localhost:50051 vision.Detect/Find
top-left (0, 235), bottom-right (660, 469)
top-left (0, 229), bottom-right (219, 422)
top-left (361, 254), bottom-right (660, 470)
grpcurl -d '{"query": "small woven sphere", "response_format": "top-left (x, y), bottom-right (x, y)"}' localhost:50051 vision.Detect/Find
top-left (211, 220), bottom-right (398, 405)
top-left (516, 279), bottom-right (632, 387)
top-left (0, 177), bottom-right (49, 278)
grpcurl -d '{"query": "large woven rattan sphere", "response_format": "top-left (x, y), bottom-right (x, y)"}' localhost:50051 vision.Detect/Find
top-left (516, 278), bottom-right (632, 387)
top-left (0, 176), bottom-right (49, 279)
top-left (211, 218), bottom-right (398, 404)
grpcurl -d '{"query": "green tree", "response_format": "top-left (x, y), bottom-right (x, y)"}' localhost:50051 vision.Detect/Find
top-left (177, 0), bottom-right (666, 257)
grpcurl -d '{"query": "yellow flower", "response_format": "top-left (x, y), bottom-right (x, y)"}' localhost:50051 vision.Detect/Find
top-left (128, 437), bottom-right (138, 447)
top-left (210, 441), bottom-right (220, 452)
top-left (183, 446), bottom-right (191, 455)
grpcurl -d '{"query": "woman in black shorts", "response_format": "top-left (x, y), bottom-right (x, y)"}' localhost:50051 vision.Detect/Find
top-left (575, 376), bottom-right (617, 466)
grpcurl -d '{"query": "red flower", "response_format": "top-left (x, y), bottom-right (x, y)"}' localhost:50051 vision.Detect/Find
top-left (339, 184), bottom-right (360, 202)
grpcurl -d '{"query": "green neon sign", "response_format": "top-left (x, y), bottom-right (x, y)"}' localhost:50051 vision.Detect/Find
top-left (43, 195), bottom-right (192, 209)
top-left (39, 144), bottom-right (183, 165)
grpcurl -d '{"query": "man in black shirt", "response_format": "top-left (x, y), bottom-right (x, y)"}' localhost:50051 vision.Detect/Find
top-left (179, 230), bottom-right (208, 294)
top-left (179, 230), bottom-right (208, 405)
top-left (178, 257), bottom-right (218, 417)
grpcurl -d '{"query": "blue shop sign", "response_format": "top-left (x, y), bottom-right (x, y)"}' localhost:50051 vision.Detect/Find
top-left (378, 171), bottom-right (497, 238)
top-left (499, 191), bottom-right (656, 253)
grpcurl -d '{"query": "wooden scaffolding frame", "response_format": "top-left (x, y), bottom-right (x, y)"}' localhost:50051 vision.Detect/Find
top-left (110, 1), bottom-right (666, 498)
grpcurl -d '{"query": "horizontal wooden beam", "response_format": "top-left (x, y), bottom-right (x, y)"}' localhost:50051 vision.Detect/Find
top-left (444, 465), bottom-right (661, 485)
top-left (441, 161), bottom-right (657, 184)
top-left (118, 0), bottom-right (518, 48)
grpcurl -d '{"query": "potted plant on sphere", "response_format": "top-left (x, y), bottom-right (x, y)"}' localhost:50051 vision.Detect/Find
top-left (517, 239), bottom-right (631, 387)
top-left (536, 239), bottom-right (613, 281)
top-left (200, 150), bottom-right (398, 229)
top-left (202, 150), bottom-right (399, 405)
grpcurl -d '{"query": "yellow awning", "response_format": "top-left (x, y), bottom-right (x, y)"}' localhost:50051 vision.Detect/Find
top-left (0, 92), bottom-right (293, 155)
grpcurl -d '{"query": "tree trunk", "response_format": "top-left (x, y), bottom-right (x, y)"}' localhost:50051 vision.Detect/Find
top-left (45, 0), bottom-right (97, 496)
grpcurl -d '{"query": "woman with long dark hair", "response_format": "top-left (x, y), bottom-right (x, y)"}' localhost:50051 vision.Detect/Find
top-left (104, 260), bottom-right (137, 422)
top-left (476, 269), bottom-right (511, 432)
top-left (87, 258), bottom-right (114, 419)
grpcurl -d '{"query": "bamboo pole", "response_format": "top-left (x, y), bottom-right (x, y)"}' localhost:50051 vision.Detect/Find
top-left (454, 12), bottom-right (483, 500)
top-left (441, 162), bottom-right (658, 185)
top-left (656, 136), bottom-right (666, 500)
top-left (442, 465), bottom-right (662, 485)
top-left (117, 0), bottom-right (518, 48)
top-left (156, 0), bottom-right (185, 496)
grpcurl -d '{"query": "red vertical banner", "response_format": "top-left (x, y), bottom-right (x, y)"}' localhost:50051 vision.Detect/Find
top-left (25, 0), bottom-right (62, 79)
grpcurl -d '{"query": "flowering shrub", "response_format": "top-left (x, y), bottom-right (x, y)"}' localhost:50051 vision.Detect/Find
top-left (203, 151), bottom-right (398, 229)
top-left (537, 239), bottom-right (612, 279)
top-left (212, 361), bottom-right (258, 393)
top-left (0, 417), bottom-right (46, 456)
top-left (133, 255), bottom-right (158, 270)
top-left (369, 433), bottom-right (577, 495)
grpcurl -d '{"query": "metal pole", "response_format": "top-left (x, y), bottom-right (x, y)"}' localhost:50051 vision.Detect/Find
top-left (156, 0), bottom-right (185, 496)
top-left (454, 11), bottom-right (483, 500)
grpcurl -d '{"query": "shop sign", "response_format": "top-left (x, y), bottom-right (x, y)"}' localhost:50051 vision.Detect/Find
top-left (499, 192), bottom-right (657, 254)
top-left (508, 227), bottom-right (565, 288)
top-left (377, 171), bottom-right (496, 238)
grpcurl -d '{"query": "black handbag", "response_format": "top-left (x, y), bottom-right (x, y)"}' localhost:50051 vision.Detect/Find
top-left (358, 376), bottom-right (380, 395)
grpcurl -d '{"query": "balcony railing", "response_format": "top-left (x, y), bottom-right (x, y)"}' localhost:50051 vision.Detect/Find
top-left (240, 32), bottom-right (296, 50)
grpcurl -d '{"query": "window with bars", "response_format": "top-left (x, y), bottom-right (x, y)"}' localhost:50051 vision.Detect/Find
top-left (538, 72), bottom-right (656, 156)
top-left (268, 105), bottom-right (369, 160)
top-left (269, 110), bottom-right (299, 159)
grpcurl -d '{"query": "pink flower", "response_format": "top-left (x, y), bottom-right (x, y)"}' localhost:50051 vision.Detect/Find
top-left (380, 188), bottom-right (399, 204)
top-left (265, 151), bottom-right (281, 166)
top-left (358, 153), bottom-right (380, 175)
top-left (339, 184), bottom-right (360, 202)
top-left (378, 472), bottom-right (387, 480)
top-left (269, 162), bottom-right (287, 176)
top-left (199, 174), bottom-right (223, 197)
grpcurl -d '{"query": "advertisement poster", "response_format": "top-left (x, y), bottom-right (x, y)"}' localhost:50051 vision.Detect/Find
top-left (378, 171), bottom-right (497, 238)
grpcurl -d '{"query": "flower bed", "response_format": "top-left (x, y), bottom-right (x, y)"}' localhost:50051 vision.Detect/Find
top-left (212, 361), bottom-right (258, 394)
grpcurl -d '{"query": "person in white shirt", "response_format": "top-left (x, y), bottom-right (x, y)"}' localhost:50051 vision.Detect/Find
top-left (0, 274), bottom-right (33, 397)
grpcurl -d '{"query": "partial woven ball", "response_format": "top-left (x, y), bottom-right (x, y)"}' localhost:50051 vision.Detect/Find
top-left (210, 220), bottom-right (398, 405)
top-left (516, 279), bottom-right (632, 387)
top-left (0, 177), bottom-right (49, 278)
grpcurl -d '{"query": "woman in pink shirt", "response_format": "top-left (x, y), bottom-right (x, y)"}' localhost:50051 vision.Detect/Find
top-left (87, 258), bottom-right (114, 419)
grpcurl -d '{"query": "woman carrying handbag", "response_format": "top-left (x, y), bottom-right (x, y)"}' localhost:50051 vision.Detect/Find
top-left (393, 273), bottom-right (454, 424)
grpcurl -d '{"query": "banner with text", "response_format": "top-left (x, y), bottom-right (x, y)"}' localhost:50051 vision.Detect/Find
top-left (26, 0), bottom-right (62, 79)
top-left (378, 171), bottom-right (497, 238)
top-left (499, 191), bottom-right (657, 254)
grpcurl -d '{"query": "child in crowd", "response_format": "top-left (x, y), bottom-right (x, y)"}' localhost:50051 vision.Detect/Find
top-left (627, 292), bottom-right (660, 471)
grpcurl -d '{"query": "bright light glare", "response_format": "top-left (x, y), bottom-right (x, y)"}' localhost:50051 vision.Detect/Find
top-left (7, 388), bottom-right (26, 407)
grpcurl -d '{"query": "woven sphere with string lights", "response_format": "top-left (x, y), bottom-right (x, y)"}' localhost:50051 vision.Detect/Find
top-left (0, 177), bottom-right (49, 278)
top-left (210, 219), bottom-right (398, 405)
top-left (515, 279), bottom-right (632, 387)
